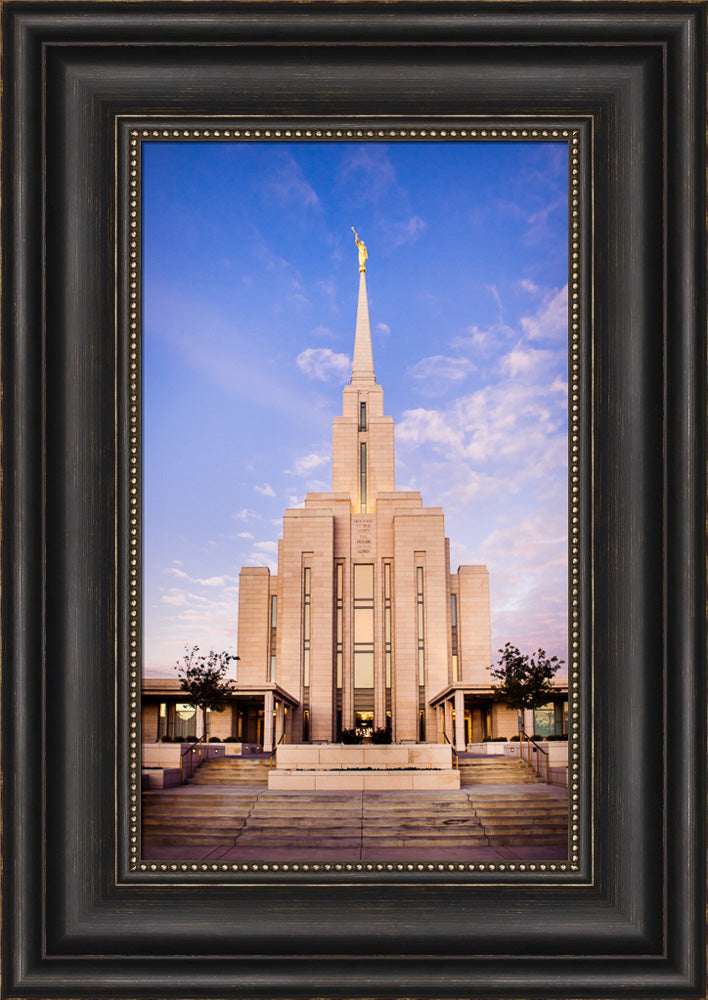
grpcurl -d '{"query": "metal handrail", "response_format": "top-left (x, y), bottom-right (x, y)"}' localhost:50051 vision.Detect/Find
top-left (442, 731), bottom-right (459, 770)
top-left (519, 731), bottom-right (550, 783)
top-left (179, 735), bottom-right (207, 783)
top-left (269, 731), bottom-right (286, 769)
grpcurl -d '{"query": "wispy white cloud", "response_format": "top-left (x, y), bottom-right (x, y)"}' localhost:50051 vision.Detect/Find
top-left (237, 531), bottom-right (254, 539)
top-left (253, 540), bottom-right (278, 554)
top-left (296, 347), bottom-right (351, 382)
top-left (287, 451), bottom-right (330, 476)
top-left (165, 566), bottom-right (189, 579)
top-left (161, 588), bottom-right (187, 607)
top-left (310, 324), bottom-right (336, 340)
top-left (377, 322), bottom-right (391, 337)
top-left (254, 483), bottom-right (275, 497)
top-left (482, 506), bottom-right (568, 665)
top-left (524, 195), bottom-right (567, 244)
top-left (288, 279), bottom-right (310, 307)
top-left (340, 146), bottom-right (397, 200)
top-left (499, 343), bottom-right (554, 379)
top-left (397, 370), bottom-right (567, 499)
top-left (521, 285), bottom-right (567, 342)
top-left (389, 215), bottom-right (427, 247)
top-left (487, 284), bottom-right (503, 311)
top-left (316, 281), bottom-right (339, 314)
top-left (232, 507), bottom-right (262, 521)
top-left (407, 355), bottom-right (475, 393)
top-left (194, 575), bottom-right (234, 587)
top-left (451, 323), bottom-right (516, 355)
top-left (247, 540), bottom-right (278, 572)
top-left (264, 154), bottom-right (320, 208)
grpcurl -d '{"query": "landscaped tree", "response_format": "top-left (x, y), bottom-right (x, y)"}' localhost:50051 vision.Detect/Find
top-left (491, 642), bottom-right (564, 735)
top-left (175, 645), bottom-right (239, 742)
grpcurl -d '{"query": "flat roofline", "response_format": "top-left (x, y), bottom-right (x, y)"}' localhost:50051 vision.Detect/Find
top-left (429, 681), bottom-right (568, 707)
top-left (141, 678), bottom-right (299, 707)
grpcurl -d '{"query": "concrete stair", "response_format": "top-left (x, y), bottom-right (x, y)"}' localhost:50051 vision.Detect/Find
top-left (142, 766), bottom-right (568, 858)
top-left (187, 757), bottom-right (271, 786)
top-left (458, 756), bottom-right (542, 785)
top-left (142, 787), bottom-right (259, 847)
top-left (468, 791), bottom-right (568, 847)
top-left (361, 793), bottom-right (487, 849)
top-left (234, 792), bottom-right (363, 850)
top-left (230, 791), bottom-right (487, 850)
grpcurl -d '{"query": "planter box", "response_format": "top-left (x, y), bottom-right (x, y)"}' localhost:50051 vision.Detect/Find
top-left (268, 768), bottom-right (461, 791)
top-left (275, 743), bottom-right (453, 771)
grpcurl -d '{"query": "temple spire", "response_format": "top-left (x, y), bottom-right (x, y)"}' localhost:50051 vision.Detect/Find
top-left (350, 229), bottom-right (375, 386)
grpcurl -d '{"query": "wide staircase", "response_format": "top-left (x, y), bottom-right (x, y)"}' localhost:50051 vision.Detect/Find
top-left (230, 790), bottom-right (488, 852)
top-left (187, 756), bottom-right (270, 786)
top-left (142, 787), bottom-right (261, 849)
top-left (457, 755), bottom-right (542, 785)
top-left (466, 789), bottom-right (568, 848)
top-left (142, 755), bottom-right (568, 859)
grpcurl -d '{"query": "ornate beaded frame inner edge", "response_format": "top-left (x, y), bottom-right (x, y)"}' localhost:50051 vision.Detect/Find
top-left (123, 119), bottom-right (585, 880)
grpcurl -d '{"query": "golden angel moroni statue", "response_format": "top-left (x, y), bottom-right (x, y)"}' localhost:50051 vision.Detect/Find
top-left (351, 227), bottom-right (368, 271)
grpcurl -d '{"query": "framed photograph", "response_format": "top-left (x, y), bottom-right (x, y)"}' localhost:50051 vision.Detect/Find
top-left (139, 135), bottom-right (574, 866)
top-left (3, 3), bottom-right (705, 999)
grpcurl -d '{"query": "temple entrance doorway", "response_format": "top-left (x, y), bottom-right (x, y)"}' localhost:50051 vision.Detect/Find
top-left (355, 711), bottom-right (374, 741)
top-left (235, 703), bottom-right (264, 745)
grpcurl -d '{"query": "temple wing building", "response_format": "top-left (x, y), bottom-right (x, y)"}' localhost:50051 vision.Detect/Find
top-left (233, 238), bottom-right (512, 751)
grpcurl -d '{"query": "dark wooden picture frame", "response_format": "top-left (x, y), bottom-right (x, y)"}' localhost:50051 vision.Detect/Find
top-left (2, 3), bottom-right (706, 998)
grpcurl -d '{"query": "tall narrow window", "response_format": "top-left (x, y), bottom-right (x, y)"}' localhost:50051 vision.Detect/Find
top-left (384, 562), bottom-right (392, 691)
top-left (302, 567), bottom-right (311, 688)
top-left (450, 592), bottom-right (459, 682)
top-left (353, 564), bottom-right (374, 688)
top-left (335, 562), bottom-right (343, 690)
top-left (360, 442), bottom-right (367, 512)
top-left (416, 566), bottom-right (425, 686)
top-left (359, 401), bottom-right (367, 431)
top-left (269, 594), bottom-right (277, 682)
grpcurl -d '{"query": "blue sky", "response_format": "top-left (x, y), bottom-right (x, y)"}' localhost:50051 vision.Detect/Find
top-left (143, 140), bottom-right (568, 677)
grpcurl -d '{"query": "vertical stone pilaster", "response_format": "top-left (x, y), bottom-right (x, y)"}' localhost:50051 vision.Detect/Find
top-left (444, 699), bottom-right (453, 744)
top-left (263, 690), bottom-right (275, 751)
top-left (454, 688), bottom-right (466, 751)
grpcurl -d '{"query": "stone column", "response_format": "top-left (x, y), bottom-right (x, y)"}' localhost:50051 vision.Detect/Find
top-left (454, 688), bottom-right (466, 752)
top-left (443, 699), bottom-right (453, 744)
top-left (263, 690), bottom-right (275, 752)
top-left (274, 700), bottom-right (284, 745)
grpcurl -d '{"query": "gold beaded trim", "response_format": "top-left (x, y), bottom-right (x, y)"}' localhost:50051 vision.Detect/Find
top-left (126, 123), bottom-right (584, 879)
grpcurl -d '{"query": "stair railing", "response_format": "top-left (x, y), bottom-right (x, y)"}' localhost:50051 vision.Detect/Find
top-left (269, 731), bottom-right (286, 770)
top-left (179, 735), bottom-right (208, 784)
top-left (442, 731), bottom-right (459, 769)
top-left (519, 731), bottom-right (550, 784)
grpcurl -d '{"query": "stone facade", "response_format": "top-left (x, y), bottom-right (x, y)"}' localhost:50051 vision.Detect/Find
top-left (142, 252), bottom-right (569, 752)
top-left (235, 256), bottom-right (496, 748)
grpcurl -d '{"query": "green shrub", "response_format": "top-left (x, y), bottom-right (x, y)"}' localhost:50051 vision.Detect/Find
top-left (371, 728), bottom-right (392, 744)
top-left (338, 728), bottom-right (361, 744)
top-left (209, 736), bottom-right (222, 742)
